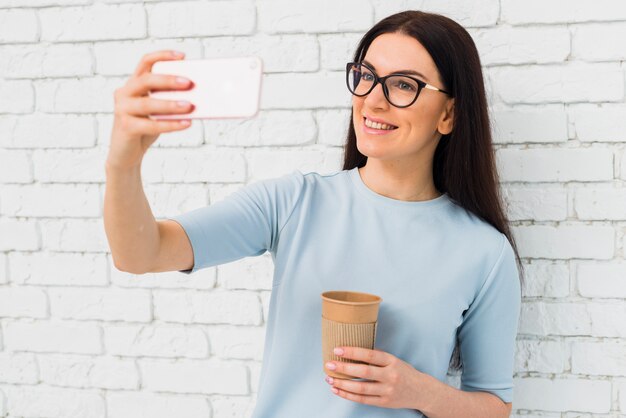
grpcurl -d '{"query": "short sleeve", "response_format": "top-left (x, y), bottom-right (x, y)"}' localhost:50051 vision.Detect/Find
top-left (457, 234), bottom-right (521, 403)
top-left (167, 170), bottom-right (304, 274)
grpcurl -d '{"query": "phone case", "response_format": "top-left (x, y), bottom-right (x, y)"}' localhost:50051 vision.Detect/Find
top-left (148, 56), bottom-right (263, 120)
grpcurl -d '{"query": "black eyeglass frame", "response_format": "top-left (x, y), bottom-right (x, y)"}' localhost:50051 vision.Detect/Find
top-left (345, 61), bottom-right (452, 108)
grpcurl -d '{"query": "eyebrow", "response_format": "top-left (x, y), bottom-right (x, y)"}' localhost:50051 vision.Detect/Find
top-left (362, 59), bottom-right (429, 81)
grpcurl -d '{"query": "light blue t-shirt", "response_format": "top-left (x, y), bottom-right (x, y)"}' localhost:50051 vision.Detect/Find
top-left (169, 167), bottom-right (521, 417)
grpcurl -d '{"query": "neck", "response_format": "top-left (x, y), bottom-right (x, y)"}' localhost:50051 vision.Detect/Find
top-left (358, 159), bottom-right (441, 202)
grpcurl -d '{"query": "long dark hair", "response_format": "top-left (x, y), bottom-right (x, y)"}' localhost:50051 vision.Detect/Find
top-left (342, 10), bottom-right (525, 372)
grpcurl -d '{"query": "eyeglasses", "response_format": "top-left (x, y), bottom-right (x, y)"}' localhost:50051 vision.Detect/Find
top-left (345, 62), bottom-right (452, 108)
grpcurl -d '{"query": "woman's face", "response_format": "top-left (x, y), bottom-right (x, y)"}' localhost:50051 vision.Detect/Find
top-left (352, 32), bottom-right (454, 165)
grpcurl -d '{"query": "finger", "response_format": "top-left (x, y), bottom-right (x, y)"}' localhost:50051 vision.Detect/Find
top-left (334, 347), bottom-right (393, 367)
top-left (124, 72), bottom-right (194, 98)
top-left (127, 114), bottom-right (192, 135)
top-left (123, 96), bottom-right (195, 117)
top-left (328, 376), bottom-right (386, 396)
top-left (326, 361), bottom-right (383, 381)
top-left (331, 386), bottom-right (383, 406)
top-left (132, 50), bottom-right (185, 78)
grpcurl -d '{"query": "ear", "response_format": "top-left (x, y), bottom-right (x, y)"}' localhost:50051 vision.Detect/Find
top-left (437, 98), bottom-right (455, 135)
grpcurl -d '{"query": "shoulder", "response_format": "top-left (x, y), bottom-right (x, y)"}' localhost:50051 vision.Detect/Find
top-left (445, 201), bottom-right (514, 277)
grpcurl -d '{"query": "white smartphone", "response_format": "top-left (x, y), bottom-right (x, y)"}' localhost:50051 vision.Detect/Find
top-left (148, 56), bottom-right (263, 120)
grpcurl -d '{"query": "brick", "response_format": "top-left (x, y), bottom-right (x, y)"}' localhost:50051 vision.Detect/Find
top-left (148, 1), bottom-right (254, 38)
top-left (5, 320), bottom-right (102, 354)
top-left (10, 253), bottom-right (108, 286)
top-left (139, 358), bottom-right (247, 394)
top-left (144, 183), bottom-right (209, 218)
top-left (249, 361), bottom-right (262, 393)
top-left (0, 114), bottom-right (96, 148)
top-left (496, 148), bottom-right (613, 182)
top-left (0, 0), bottom-right (89, 5)
top-left (319, 34), bottom-right (363, 71)
top-left (0, 9), bottom-right (37, 43)
top-left (0, 80), bottom-right (33, 113)
top-left (0, 254), bottom-right (7, 284)
top-left (570, 104), bottom-right (626, 142)
top-left (489, 64), bottom-right (624, 104)
top-left (207, 326), bottom-right (265, 360)
top-left (574, 187), bottom-right (626, 220)
top-left (141, 147), bottom-right (246, 183)
top-left (216, 254), bottom-right (274, 290)
top-left (578, 262), bottom-right (626, 298)
top-left (40, 4), bottom-right (145, 42)
top-left (492, 106), bottom-right (568, 143)
top-left (519, 302), bottom-right (591, 336)
top-left (0, 352), bottom-right (38, 384)
top-left (110, 258), bottom-right (217, 290)
top-left (512, 225), bottom-right (614, 259)
top-left (94, 40), bottom-right (203, 76)
top-left (40, 219), bottom-right (108, 252)
top-left (571, 341), bottom-right (626, 376)
top-left (501, 186), bottom-right (567, 221)
top-left (572, 23), bottom-right (626, 62)
top-left (521, 261), bottom-right (569, 298)
top-left (204, 110), bottom-right (316, 147)
top-left (0, 184), bottom-right (101, 217)
top-left (38, 354), bottom-right (138, 389)
top-left (502, 0), bottom-right (626, 24)
top-left (262, 71), bottom-right (349, 109)
top-left (107, 392), bottom-right (210, 418)
top-left (0, 44), bottom-right (92, 78)
top-left (471, 26), bottom-right (570, 65)
top-left (97, 114), bottom-right (204, 149)
top-left (153, 289), bottom-right (262, 325)
top-left (203, 34), bottom-right (318, 73)
top-left (515, 339), bottom-right (569, 373)
top-left (245, 147), bottom-right (343, 181)
top-left (0, 150), bottom-right (32, 183)
top-left (371, 0), bottom-right (499, 28)
top-left (104, 324), bottom-right (208, 358)
top-left (513, 377), bottom-right (611, 413)
top-left (589, 303), bottom-right (626, 338)
top-left (49, 288), bottom-right (151, 322)
top-left (37, 77), bottom-right (121, 113)
top-left (0, 287), bottom-right (47, 318)
top-left (1, 385), bottom-right (105, 418)
top-left (0, 219), bottom-right (39, 251)
top-left (316, 109), bottom-right (351, 147)
top-left (212, 396), bottom-right (255, 417)
top-left (258, 0), bottom-right (372, 33)
top-left (619, 380), bottom-right (626, 412)
top-left (33, 148), bottom-right (107, 183)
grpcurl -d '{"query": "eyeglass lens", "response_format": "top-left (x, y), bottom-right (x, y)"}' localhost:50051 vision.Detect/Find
top-left (347, 63), bottom-right (420, 107)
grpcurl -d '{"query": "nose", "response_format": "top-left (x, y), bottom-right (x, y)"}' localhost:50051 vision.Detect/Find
top-left (363, 81), bottom-right (389, 109)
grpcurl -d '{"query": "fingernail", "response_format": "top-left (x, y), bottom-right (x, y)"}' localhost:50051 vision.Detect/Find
top-left (325, 362), bottom-right (336, 370)
top-left (325, 376), bottom-right (334, 384)
top-left (176, 77), bottom-right (190, 85)
top-left (171, 50), bottom-right (185, 57)
top-left (333, 347), bottom-right (344, 356)
top-left (177, 100), bottom-right (191, 107)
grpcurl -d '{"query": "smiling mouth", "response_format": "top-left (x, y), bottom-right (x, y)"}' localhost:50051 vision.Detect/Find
top-left (363, 116), bottom-right (398, 131)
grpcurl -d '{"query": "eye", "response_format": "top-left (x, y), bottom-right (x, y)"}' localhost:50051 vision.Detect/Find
top-left (362, 72), bottom-right (374, 81)
top-left (397, 81), bottom-right (415, 91)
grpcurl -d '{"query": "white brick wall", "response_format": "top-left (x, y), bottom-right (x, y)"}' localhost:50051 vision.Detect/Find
top-left (0, 1), bottom-right (625, 417)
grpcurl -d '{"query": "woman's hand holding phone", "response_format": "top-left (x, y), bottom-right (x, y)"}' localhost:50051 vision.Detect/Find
top-left (106, 50), bottom-right (195, 171)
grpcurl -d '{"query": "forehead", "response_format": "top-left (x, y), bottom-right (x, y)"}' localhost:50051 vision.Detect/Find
top-left (363, 32), bottom-right (440, 83)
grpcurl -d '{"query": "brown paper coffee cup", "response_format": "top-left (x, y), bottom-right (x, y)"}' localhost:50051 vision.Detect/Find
top-left (321, 290), bottom-right (382, 379)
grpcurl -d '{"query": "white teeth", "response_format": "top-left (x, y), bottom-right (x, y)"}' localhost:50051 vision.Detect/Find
top-left (364, 117), bottom-right (396, 130)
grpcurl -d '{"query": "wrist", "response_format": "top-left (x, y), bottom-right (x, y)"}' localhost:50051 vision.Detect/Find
top-left (413, 371), bottom-right (440, 413)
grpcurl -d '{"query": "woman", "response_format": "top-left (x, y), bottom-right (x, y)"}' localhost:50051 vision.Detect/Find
top-left (104, 10), bottom-right (523, 418)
